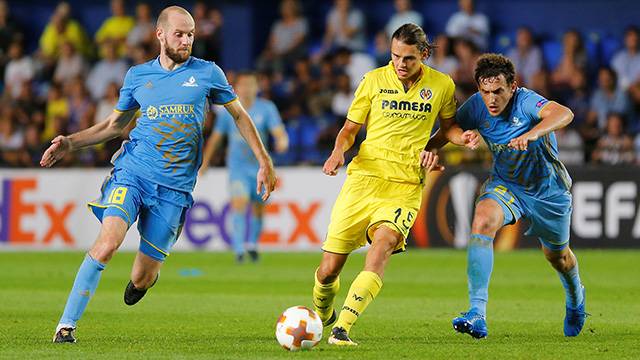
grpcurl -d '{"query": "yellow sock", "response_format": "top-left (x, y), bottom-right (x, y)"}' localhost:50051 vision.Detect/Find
top-left (335, 271), bottom-right (383, 333)
top-left (312, 269), bottom-right (340, 323)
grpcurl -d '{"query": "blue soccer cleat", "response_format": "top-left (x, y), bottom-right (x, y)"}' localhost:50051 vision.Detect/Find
top-left (452, 310), bottom-right (488, 339)
top-left (564, 286), bottom-right (588, 337)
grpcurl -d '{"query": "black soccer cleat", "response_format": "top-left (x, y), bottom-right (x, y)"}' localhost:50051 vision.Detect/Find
top-left (53, 327), bottom-right (76, 343)
top-left (124, 274), bottom-right (158, 306)
top-left (328, 326), bottom-right (358, 346)
top-left (248, 250), bottom-right (259, 263)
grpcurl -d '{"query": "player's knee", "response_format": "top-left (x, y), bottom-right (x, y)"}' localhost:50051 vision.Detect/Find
top-left (90, 241), bottom-right (119, 263)
top-left (471, 214), bottom-right (501, 235)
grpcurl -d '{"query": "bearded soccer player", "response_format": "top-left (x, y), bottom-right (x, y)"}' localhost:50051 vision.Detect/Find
top-left (42, 6), bottom-right (277, 343)
top-left (427, 53), bottom-right (587, 339)
top-left (311, 23), bottom-right (478, 346)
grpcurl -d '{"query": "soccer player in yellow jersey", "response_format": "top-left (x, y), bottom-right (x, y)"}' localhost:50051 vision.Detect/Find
top-left (312, 23), bottom-right (479, 346)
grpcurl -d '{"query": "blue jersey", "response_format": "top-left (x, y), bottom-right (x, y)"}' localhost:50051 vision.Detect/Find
top-left (456, 87), bottom-right (572, 196)
top-left (214, 98), bottom-right (282, 173)
top-left (113, 56), bottom-right (237, 192)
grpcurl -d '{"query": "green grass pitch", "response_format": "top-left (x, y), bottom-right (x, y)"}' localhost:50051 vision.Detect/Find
top-left (0, 250), bottom-right (638, 359)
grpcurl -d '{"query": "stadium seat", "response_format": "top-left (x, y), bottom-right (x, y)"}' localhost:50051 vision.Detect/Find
top-left (542, 40), bottom-right (563, 71)
top-left (491, 32), bottom-right (514, 55)
top-left (600, 35), bottom-right (623, 67)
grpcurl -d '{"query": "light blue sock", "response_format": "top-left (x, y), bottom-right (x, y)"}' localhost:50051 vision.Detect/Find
top-left (557, 262), bottom-right (584, 308)
top-left (59, 254), bottom-right (106, 328)
top-left (231, 211), bottom-right (246, 256)
top-left (247, 212), bottom-right (263, 251)
top-left (467, 233), bottom-right (494, 317)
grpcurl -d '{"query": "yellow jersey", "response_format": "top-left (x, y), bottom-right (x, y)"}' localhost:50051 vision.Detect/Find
top-left (346, 61), bottom-right (457, 184)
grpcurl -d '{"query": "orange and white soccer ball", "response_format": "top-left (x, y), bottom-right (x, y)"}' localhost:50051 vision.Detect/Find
top-left (275, 306), bottom-right (323, 351)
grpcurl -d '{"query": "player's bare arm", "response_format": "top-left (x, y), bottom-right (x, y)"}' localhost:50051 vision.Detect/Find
top-left (270, 125), bottom-right (289, 154)
top-left (323, 119), bottom-right (362, 176)
top-left (40, 109), bottom-right (139, 168)
top-left (199, 131), bottom-right (223, 175)
top-left (224, 99), bottom-right (276, 201)
top-left (426, 117), bottom-right (479, 151)
top-left (508, 102), bottom-right (574, 151)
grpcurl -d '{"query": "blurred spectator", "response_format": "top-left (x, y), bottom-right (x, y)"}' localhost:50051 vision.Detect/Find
top-left (385, 0), bottom-right (423, 39)
top-left (19, 123), bottom-right (46, 167)
top-left (322, 0), bottom-right (366, 53)
top-left (373, 31), bottom-right (390, 67)
top-left (0, 0), bottom-right (24, 76)
top-left (452, 38), bottom-right (480, 101)
top-left (39, 2), bottom-right (91, 60)
top-left (4, 41), bottom-right (34, 99)
top-left (550, 29), bottom-right (587, 90)
top-left (635, 133), bottom-right (640, 165)
top-left (42, 83), bottom-right (69, 142)
top-left (611, 26), bottom-right (640, 91)
top-left (445, 0), bottom-right (489, 51)
top-left (86, 42), bottom-right (127, 100)
top-left (257, 0), bottom-right (308, 75)
top-left (331, 72), bottom-right (353, 118)
top-left (333, 47), bottom-right (375, 91)
top-left (95, 0), bottom-right (135, 58)
top-left (129, 44), bottom-right (152, 65)
top-left (54, 41), bottom-right (88, 85)
top-left (191, 2), bottom-right (223, 62)
top-left (507, 27), bottom-right (543, 87)
top-left (426, 34), bottom-right (458, 76)
top-left (0, 105), bottom-right (24, 166)
top-left (565, 71), bottom-right (590, 126)
top-left (592, 112), bottom-right (635, 165)
top-left (587, 67), bottom-right (632, 129)
top-left (66, 77), bottom-right (94, 134)
top-left (555, 125), bottom-right (584, 165)
top-left (528, 69), bottom-right (551, 98)
top-left (94, 82), bottom-right (120, 125)
top-left (126, 2), bottom-right (155, 50)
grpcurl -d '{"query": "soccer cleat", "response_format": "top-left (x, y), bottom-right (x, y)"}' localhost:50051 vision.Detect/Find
top-left (235, 254), bottom-right (245, 264)
top-left (124, 274), bottom-right (158, 306)
top-left (328, 327), bottom-right (358, 346)
top-left (248, 250), bottom-right (259, 263)
top-left (53, 327), bottom-right (76, 343)
top-left (322, 309), bottom-right (337, 327)
top-left (564, 286), bottom-right (588, 337)
top-left (452, 310), bottom-right (488, 339)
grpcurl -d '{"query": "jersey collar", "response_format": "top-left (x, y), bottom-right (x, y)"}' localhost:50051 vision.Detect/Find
top-left (153, 56), bottom-right (193, 72)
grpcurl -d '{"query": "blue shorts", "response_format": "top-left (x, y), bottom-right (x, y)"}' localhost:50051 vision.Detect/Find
top-left (478, 177), bottom-right (572, 251)
top-left (88, 168), bottom-right (193, 261)
top-left (229, 169), bottom-right (261, 202)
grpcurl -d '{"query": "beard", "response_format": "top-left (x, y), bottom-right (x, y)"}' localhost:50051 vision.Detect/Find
top-left (163, 40), bottom-right (191, 63)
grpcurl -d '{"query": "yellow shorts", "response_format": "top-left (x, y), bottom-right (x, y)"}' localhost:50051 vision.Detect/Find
top-left (322, 174), bottom-right (422, 255)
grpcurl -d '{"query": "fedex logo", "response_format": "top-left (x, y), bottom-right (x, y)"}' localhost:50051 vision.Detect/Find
top-left (0, 178), bottom-right (75, 245)
top-left (183, 200), bottom-right (322, 247)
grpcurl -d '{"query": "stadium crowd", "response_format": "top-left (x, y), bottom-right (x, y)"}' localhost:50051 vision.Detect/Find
top-left (1, 0), bottom-right (639, 168)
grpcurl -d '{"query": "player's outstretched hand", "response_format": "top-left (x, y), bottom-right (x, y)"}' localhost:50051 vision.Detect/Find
top-left (40, 135), bottom-right (71, 168)
top-left (257, 162), bottom-right (277, 201)
top-left (323, 151), bottom-right (344, 176)
top-left (419, 150), bottom-right (444, 172)
top-left (508, 132), bottom-right (538, 151)
top-left (462, 130), bottom-right (480, 149)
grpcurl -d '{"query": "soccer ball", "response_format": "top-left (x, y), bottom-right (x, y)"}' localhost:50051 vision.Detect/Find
top-left (275, 306), bottom-right (323, 351)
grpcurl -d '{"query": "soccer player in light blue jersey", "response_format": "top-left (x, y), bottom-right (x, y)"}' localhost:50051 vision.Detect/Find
top-left (427, 54), bottom-right (587, 338)
top-left (200, 71), bottom-right (288, 263)
top-left (41, 6), bottom-right (277, 343)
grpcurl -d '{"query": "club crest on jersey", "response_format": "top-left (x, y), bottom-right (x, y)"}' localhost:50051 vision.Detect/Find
top-left (419, 88), bottom-right (432, 101)
top-left (182, 76), bottom-right (198, 87)
top-left (511, 116), bottom-right (523, 127)
top-left (144, 81), bottom-right (153, 89)
top-left (146, 105), bottom-right (158, 119)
